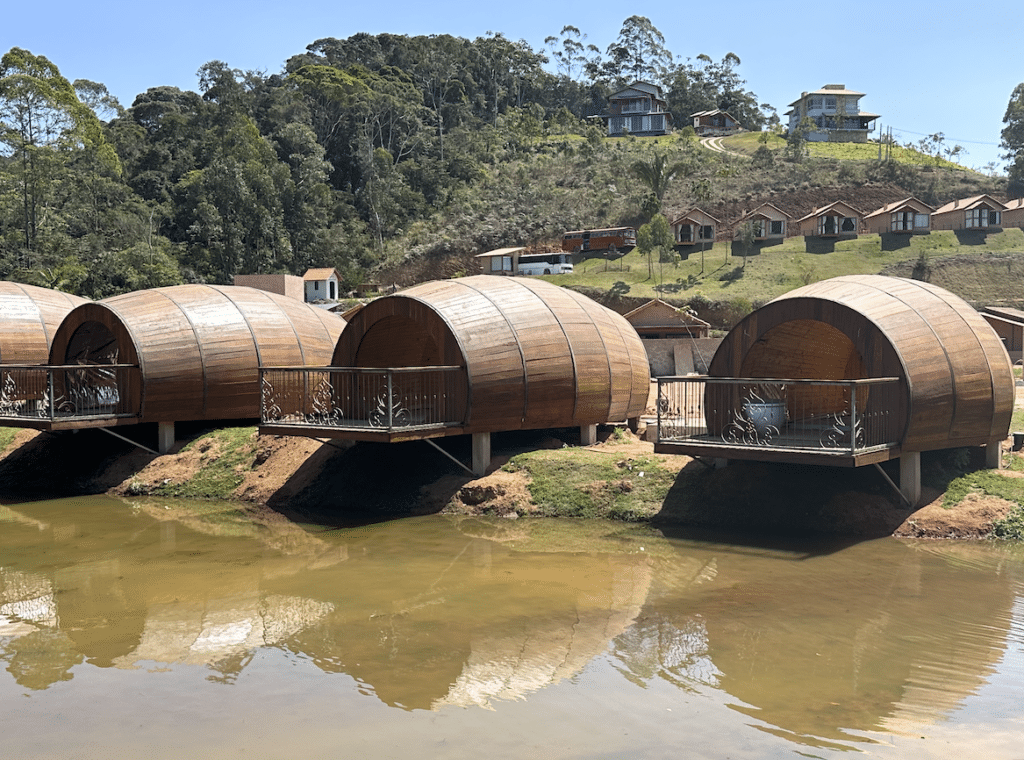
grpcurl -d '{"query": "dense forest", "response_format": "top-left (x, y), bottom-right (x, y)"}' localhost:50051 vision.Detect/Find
top-left (0, 18), bottom-right (1017, 298)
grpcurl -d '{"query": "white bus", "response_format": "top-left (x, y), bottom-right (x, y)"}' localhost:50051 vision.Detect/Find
top-left (516, 252), bottom-right (574, 276)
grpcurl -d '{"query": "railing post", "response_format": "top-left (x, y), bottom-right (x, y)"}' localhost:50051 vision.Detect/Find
top-left (387, 370), bottom-right (394, 428)
top-left (48, 370), bottom-right (55, 419)
top-left (849, 380), bottom-right (857, 455)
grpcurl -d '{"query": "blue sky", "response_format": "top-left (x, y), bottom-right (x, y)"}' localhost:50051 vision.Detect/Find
top-left (5, 0), bottom-right (1020, 171)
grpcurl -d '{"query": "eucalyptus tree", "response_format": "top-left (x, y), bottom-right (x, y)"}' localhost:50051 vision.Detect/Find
top-left (0, 47), bottom-right (118, 264)
top-left (1002, 82), bottom-right (1024, 195)
top-left (591, 16), bottom-right (673, 88)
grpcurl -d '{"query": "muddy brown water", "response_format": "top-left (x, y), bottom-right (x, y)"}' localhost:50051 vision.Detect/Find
top-left (2, 495), bottom-right (1023, 759)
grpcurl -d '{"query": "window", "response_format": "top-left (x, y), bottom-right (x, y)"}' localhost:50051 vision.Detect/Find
top-left (770, 220), bottom-right (784, 235)
top-left (914, 213), bottom-right (930, 229)
top-left (966, 208), bottom-right (999, 227)
top-left (841, 216), bottom-right (856, 233)
top-left (700, 225), bottom-right (714, 240)
top-left (825, 96), bottom-right (836, 110)
top-left (678, 225), bottom-right (693, 243)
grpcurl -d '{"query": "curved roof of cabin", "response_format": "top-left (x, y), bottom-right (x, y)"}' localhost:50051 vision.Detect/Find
top-left (709, 275), bottom-right (1013, 452)
top-left (333, 276), bottom-right (650, 433)
top-left (49, 285), bottom-right (346, 422)
top-left (0, 282), bottom-right (89, 364)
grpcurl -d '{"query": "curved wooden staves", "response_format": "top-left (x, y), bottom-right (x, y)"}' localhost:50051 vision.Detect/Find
top-left (0, 283), bottom-right (89, 364)
top-left (333, 275), bottom-right (650, 433)
top-left (48, 285), bottom-right (346, 422)
top-left (708, 275), bottom-right (1014, 452)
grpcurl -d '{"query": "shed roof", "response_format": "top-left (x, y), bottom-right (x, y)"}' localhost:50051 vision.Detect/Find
top-left (709, 275), bottom-right (1014, 452)
top-left (49, 285), bottom-right (346, 423)
top-left (0, 283), bottom-right (89, 364)
top-left (474, 247), bottom-right (527, 258)
top-left (332, 276), bottom-right (650, 433)
top-left (624, 299), bottom-right (711, 329)
top-left (303, 268), bottom-right (341, 281)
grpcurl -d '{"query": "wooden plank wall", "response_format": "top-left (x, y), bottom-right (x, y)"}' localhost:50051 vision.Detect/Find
top-left (48, 285), bottom-right (346, 422)
top-left (0, 283), bottom-right (88, 364)
top-left (336, 276), bottom-right (650, 434)
top-left (709, 275), bottom-right (1014, 452)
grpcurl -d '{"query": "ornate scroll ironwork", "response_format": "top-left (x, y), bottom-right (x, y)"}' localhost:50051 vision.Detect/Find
top-left (369, 386), bottom-right (410, 428)
top-left (722, 387), bottom-right (786, 446)
top-left (261, 374), bottom-right (283, 422)
top-left (306, 375), bottom-right (344, 426)
top-left (819, 412), bottom-right (864, 449)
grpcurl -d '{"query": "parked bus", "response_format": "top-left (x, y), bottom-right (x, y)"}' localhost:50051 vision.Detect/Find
top-left (561, 227), bottom-right (637, 256)
top-left (516, 252), bottom-right (574, 276)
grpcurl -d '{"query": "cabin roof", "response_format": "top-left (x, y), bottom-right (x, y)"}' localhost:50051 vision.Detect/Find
top-left (863, 197), bottom-right (935, 219)
top-left (735, 202), bottom-right (790, 223)
top-left (474, 247), bottom-right (527, 258)
top-left (795, 200), bottom-right (863, 223)
top-left (670, 208), bottom-right (721, 226)
top-left (0, 282), bottom-right (89, 365)
top-left (624, 299), bottom-right (711, 328)
top-left (932, 194), bottom-right (1007, 215)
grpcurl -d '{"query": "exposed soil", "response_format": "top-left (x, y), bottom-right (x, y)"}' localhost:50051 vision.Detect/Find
top-left (1, 421), bottom-right (1017, 540)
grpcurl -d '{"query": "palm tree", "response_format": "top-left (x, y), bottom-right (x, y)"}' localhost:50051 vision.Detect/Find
top-left (631, 151), bottom-right (691, 205)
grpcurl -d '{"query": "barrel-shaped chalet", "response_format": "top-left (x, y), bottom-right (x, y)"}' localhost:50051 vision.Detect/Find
top-left (260, 276), bottom-right (650, 469)
top-left (1, 285), bottom-right (345, 449)
top-left (0, 282), bottom-right (89, 364)
top-left (655, 276), bottom-right (1014, 502)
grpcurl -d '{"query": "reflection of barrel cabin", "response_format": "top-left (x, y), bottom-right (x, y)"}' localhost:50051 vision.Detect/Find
top-left (261, 276), bottom-right (650, 475)
top-left (0, 282), bottom-right (89, 364)
top-left (34, 285), bottom-right (345, 451)
top-left (657, 276), bottom-right (1014, 504)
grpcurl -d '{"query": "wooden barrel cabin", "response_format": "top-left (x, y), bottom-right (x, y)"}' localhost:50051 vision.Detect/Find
top-left (655, 275), bottom-right (1014, 504)
top-left (0, 282), bottom-right (89, 364)
top-left (260, 276), bottom-right (650, 474)
top-left (7, 284), bottom-right (345, 451)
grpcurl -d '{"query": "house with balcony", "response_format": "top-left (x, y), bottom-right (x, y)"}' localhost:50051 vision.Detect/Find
top-left (863, 198), bottom-right (934, 236)
top-left (785, 84), bottom-right (879, 143)
top-left (671, 208), bottom-right (719, 248)
top-left (690, 110), bottom-right (740, 136)
top-left (931, 195), bottom-right (1005, 231)
top-left (796, 201), bottom-right (863, 238)
top-left (600, 81), bottom-right (672, 137)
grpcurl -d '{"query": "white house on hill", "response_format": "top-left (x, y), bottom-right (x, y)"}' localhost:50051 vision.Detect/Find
top-left (786, 84), bottom-right (879, 143)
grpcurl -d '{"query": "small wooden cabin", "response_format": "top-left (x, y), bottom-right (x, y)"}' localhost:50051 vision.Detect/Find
top-left (931, 195), bottom-right (1006, 231)
top-left (0, 283), bottom-right (89, 364)
top-left (260, 276), bottom-right (651, 474)
top-left (1002, 198), bottom-right (1024, 229)
top-left (671, 209), bottom-right (719, 247)
top-left (690, 110), bottom-right (740, 136)
top-left (655, 276), bottom-right (1014, 505)
top-left (863, 197), bottom-right (934, 235)
top-left (982, 306), bottom-right (1024, 362)
top-left (1, 285), bottom-right (345, 452)
top-left (796, 201), bottom-right (863, 238)
top-left (732, 203), bottom-right (790, 241)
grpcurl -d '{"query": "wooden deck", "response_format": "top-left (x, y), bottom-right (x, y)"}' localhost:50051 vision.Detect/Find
top-left (654, 376), bottom-right (903, 467)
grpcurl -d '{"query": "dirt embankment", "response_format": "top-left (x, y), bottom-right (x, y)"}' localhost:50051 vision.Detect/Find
top-left (0, 422), bottom-right (1017, 540)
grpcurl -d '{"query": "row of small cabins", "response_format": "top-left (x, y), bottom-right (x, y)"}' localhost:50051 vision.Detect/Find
top-left (1, 272), bottom-right (1020, 507)
top-left (672, 194), bottom-right (1024, 248)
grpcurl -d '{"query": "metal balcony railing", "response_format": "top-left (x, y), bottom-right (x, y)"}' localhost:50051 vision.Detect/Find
top-left (0, 364), bottom-right (138, 421)
top-left (260, 366), bottom-right (466, 432)
top-left (656, 376), bottom-right (902, 455)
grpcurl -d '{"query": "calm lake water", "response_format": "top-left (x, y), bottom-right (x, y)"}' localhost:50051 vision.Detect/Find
top-left (2, 494), bottom-right (1024, 759)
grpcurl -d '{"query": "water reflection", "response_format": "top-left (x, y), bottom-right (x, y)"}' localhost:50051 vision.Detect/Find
top-left (1, 495), bottom-right (1023, 753)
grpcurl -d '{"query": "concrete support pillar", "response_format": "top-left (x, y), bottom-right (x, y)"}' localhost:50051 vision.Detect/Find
top-left (157, 421), bottom-right (175, 455)
top-left (900, 451), bottom-right (921, 507)
top-left (580, 424), bottom-right (598, 446)
top-left (471, 432), bottom-right (491, 477)
top-left (986, 439), bottom-right (1003, 470)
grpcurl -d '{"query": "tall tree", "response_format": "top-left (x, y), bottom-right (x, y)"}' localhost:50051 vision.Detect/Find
top-left (594, 16), bottom-right (673, 88)
top-left (1002, 83), bottom-right (1024, 196)
top-left (0, 48), bottom-right (117, 261)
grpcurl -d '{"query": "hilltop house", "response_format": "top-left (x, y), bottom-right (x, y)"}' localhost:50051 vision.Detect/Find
top-left (690, 109), bottom-right (741, 136)
top-left (671, 208), bottom-right (720, 247)
top-left (796, 201), bottom-right (863, 238)
top-left (303, 267), bottom-right (342, 302)
top-left (931, 195), bottom-right (1006, 231)
top-left (599, 81), bottom-right (672, 137)
top-left (863, 198), bottom-right (934, 235)
top-left (786, 84), bottom-right (879, 143)
top-left (732, 203), bottom-right (790, 242)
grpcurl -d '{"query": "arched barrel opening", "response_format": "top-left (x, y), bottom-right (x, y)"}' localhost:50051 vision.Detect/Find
top-left (355, 315), bottom-right (444, 368)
